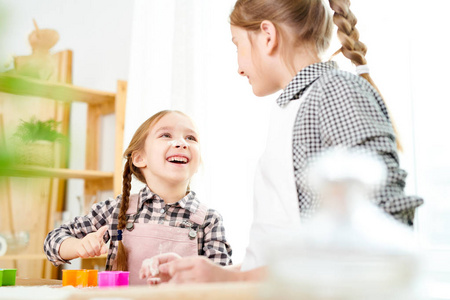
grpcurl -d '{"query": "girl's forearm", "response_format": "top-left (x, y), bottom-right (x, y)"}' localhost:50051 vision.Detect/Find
top-left (225, 263), bottom-right (241, 271)
top-left (235, 266), bottom-right (268, 282)
top-left (58, 237), bottom-right (81, 261)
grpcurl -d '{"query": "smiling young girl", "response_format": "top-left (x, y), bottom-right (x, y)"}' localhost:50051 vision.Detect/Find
top-left (44, 110), bottom-right (232, 285)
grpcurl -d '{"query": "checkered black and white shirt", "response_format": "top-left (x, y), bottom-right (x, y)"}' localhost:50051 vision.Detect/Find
top-left (44, 187), bottom-right (232, 270)
top-left (279, 61), bottom-right (423, 226)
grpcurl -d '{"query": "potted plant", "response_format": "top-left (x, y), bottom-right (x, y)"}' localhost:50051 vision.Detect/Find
top-left (13, 117), bottom-right (66, 167)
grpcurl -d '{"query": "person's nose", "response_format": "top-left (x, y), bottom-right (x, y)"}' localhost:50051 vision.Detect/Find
top-left (238, 66), bottom-right (245, 77)
top-left (173, 137), bottom-right (188, 149)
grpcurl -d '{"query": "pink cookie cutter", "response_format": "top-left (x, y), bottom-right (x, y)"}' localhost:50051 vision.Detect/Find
top-left (98, 271), bottom-right (129, 288)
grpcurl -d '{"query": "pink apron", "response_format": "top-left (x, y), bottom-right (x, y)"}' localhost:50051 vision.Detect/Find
top-left (120, 194), bottom-right (207, 285)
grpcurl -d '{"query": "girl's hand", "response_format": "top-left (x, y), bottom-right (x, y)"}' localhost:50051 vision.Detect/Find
top-left (139, 253), bottom-right (181, 285)
top-left (159, 256), bottom-right (241, 284)
top-left (74, 225), bottom-right (108, 258)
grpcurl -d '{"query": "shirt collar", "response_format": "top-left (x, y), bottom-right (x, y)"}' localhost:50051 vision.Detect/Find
top-left (177, 191), bottom-right (200, 214)
top-left (276, 61), bottom-right (338, 107)
top-left (139, 186), bottom-right (199, 214)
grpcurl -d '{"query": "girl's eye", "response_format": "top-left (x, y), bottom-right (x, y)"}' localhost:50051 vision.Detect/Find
top-left (160, 133), bottom-right (171, 138)
top-left (186, 135), bottom-right (197, 142)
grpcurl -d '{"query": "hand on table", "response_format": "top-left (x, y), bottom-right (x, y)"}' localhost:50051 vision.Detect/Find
top-left (158, 255), bottom-right (239, 284)
top-left (139, 253), bottom-right (182, 285)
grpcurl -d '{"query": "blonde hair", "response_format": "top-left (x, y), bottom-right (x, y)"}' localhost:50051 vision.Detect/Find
top-left (230, 0), bottom-right (402, 151)
top-left (115, 110), bottom-right (191, 270)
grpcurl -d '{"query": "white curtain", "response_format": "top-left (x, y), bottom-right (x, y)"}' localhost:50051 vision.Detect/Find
top-left (125, 0), bottom-right (273, 263)
top-left (125, 0), bottom-right (450, 264)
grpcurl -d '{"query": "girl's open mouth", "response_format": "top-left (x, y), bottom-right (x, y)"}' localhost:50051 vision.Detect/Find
top-left (167, 156), bottom-right (189, 164)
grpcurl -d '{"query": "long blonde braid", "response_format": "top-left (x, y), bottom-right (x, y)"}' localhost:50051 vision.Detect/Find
top-left (328, 0), bottom-right (403, 151)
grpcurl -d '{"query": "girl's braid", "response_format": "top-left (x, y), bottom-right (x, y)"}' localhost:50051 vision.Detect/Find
top-left (328, 0), bottom-right (403, 151)
top-left (329, 0), bottom-right (367, 66)
top-left (118, 156), bottom-right (133, 230)
top-left (115, 156), bottom-right (133, 271)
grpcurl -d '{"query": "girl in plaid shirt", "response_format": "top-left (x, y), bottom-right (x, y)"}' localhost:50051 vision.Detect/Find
top-left (44, 110), bottom-right (232, 284)
top-left (140, 0), bottom-right (423, 284)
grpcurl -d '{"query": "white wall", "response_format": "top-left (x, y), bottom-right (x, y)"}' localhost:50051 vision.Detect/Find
top-left (351, 0), bottom-right (450, 249)
top-left (408, 0), bottom-right (450, 248)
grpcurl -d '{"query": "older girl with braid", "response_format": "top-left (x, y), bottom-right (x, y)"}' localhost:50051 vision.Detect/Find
top-left (142, 0), bottom-right (423, 284)
top-left (44, 110), bottom-right (232, 285)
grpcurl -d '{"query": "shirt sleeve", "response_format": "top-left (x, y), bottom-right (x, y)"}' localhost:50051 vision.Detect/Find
top-left (317, 74), bottom-right (423, 225)
top-left (201, 209), bottom-right (233, 266)
top-left (43, 197), bottom-right (117, 266)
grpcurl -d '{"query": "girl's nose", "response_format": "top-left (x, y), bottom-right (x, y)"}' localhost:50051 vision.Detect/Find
top-left (173, 138), bottom-right (188, 149)
top-left (238, 67), bottom-right (245, 76)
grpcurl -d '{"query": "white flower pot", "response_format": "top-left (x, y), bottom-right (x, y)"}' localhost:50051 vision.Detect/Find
top-left (16, 140), bottom-right (55, 167)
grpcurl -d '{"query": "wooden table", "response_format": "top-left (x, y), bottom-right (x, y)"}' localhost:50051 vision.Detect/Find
top-left (15, 278), bottom-right (63, 286)
top-left (1, 278), bottom-right (262, 300)
top-left (68, 282), bottom-right (261, 300)
top-left (3, 277), bottom-right (446, 300)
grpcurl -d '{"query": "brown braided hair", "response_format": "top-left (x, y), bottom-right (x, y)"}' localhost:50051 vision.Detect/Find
top-left (329, 0), bottom-right (402, 151)
top-left (230, 0), bottom-right (402, 151)
top-left (115, 110), bottom-right (186, 270)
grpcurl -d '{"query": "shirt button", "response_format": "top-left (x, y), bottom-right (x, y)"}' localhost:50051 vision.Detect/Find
top-left (160, 208), bottom-right (165, 214)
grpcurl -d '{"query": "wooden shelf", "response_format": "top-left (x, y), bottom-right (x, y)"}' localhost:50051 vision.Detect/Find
top-left (0, 254), bottom-right (47, 261)
top-left (0, 73), bottom-right (115, 105)
top-left (0, 165), bottom-right (113, 180)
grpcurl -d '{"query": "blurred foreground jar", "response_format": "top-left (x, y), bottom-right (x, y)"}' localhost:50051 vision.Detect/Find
top-left (260, 148), bottom-right (423, 300)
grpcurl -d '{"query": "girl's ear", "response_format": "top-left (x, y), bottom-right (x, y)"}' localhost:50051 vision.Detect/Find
top-left (132, 151), bottom-right (147, 168)
top-left (260, 20), bottom-right (278, 55)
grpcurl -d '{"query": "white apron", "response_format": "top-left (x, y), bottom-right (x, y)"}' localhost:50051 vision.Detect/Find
top-left (241, 89), bottom-right (311, 271)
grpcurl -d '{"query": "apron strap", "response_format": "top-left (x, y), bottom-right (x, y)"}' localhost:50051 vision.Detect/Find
top-left (125, 194), bottom-right (140, 214)
top-left (189, 203), bottom-right (208, 226)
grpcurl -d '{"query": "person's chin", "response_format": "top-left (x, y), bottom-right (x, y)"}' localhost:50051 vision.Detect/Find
top-left (252, 85), bottom-right (273, 97)
top-left (165, 172), bottom-right (191, 184)
top-left (253, 88), bottom-right (278, 97)
top-left (253, 90), bottom-right (267, 97)
top-left (252, 87), bottom-right (262, 97)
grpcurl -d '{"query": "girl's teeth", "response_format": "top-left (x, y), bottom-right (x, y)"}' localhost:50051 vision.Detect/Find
top-left (168, 157), bottom-right (187, 163)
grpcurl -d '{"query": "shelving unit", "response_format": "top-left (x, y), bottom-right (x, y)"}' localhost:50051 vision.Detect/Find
top-left (0, 71), bottom-right (126, 194)
top-left (0, 50), bottom-right (127, 279)
top-left (0, 165), bottom-right (113, 179)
